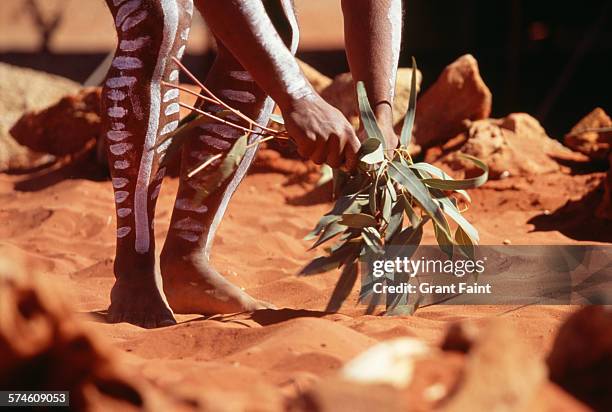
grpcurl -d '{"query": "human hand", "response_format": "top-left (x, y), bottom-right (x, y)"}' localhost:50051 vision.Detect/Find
top-left (357, 105), bottom-right (398, 154)
top-left (281, 94), bottom-right (361, 170)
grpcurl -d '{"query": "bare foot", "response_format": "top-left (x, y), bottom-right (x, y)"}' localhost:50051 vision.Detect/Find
top-left (107, 272), bottom-right (176, 328)
top-left (160, 248), bottom-right (275, 315)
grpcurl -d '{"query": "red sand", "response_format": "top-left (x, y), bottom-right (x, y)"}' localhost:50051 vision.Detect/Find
top-left (1, 145), bottom-right (607, 408)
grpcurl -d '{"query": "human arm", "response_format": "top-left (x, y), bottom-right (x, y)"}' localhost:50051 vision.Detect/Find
top-left (341, 0), bottom-right (403, 150)
top-left (196, 0), bottom-right (360, 168)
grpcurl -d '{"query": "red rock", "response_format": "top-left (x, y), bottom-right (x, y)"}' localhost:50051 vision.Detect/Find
top-left (0, 251), bottom-right (176, 411)
top-left (412, 54), bottom-right (492, 149)
top-left (440, 320), bottom-right (546, 412)
top-left (547, 306), bottom-right (612, 411)
top-left (564, 108), bottom-right (612, 160)
top-left (434, 113), bottom-right (580, 180)
top-left (10, 87), bottom-right (102, 157)
top-left (596, 153), bottom-right (612, 219)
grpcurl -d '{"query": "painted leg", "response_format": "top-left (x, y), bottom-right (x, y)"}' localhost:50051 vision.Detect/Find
top-left (160, 0), bottom-right (298, 314)
top-left (103, 0), bottom-right (193, 327)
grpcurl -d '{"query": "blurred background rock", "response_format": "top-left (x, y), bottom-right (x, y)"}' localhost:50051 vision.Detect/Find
top-left (1, 0), bottom-right (610, 138)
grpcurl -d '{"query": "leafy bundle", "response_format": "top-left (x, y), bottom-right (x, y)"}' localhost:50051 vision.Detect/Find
top-left (300, 59), bottom-right (488, 314)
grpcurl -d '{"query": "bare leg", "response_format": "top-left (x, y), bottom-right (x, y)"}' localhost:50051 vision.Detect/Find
top-left (103, 0), bottom-right (193, 327)
top-left (160, 0), bottom-right (298, 314)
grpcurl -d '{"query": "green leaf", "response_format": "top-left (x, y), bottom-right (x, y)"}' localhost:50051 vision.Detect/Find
top-left (325, 261), bottom-right (358, 312)
top-left (455, 225), bottom-right (475, 259)
top-left (339, 213), bottom-right (377, 228)
top-left (269, 113), bottom-right (284, 125)
top-left (362, 226), bottom-right (384, 255)
top-left (401, 193), bottom-right (421, 228)
top-left (317, 164), bottom-right (334, 187)
top-left (388, 160), bottom-right (452, 240)
top-left (384, 201), bottom-right (404, 242)
top-left (400, 57), bottom-right (418, 147)
top-left (409, 162), bottom-right (471, 202)
top-left (192, 134), bottom-right (248, 203)
top-left (436, 197), bottom-right (480, 243)
top-left (433, 213), bottom-right (454, 258)
top-left (356, 81), bottom-right (386, 151)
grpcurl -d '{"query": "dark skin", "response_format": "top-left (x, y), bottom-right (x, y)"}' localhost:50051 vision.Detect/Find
top-left (106, 0), bottom-right (403, 327)
top-left (198, 0), bottom-right (401, 165)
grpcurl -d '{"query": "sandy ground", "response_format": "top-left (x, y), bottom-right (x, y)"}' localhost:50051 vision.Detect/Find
top-left (1, 129), bottom-right (607, 408)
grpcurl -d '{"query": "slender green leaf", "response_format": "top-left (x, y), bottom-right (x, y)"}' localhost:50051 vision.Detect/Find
top-left (311, 221), bottom-right (347, 249)
top-left (340, 213), bottom-right (377, 228)
top-left (388, 160), bottom-right (452, 240)
top-left (269, 113), bottom-right (284, 125)
top-left (455, 225), bottom-right (475, 259)
top-left (400, 57), bottom-right (418, 147)
top-left (356, 81), bottom-right (386, 151)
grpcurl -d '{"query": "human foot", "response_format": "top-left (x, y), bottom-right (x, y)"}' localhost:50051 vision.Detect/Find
top-left (160, 249), bottom-right (275, 315)
top-left (107, 276), bottom-right (176, 328)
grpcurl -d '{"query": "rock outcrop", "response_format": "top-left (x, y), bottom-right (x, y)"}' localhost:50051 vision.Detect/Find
top-left (0, 63), bottom-right (78, 171)
top-left (411, 54), bottom-right (492, 149)
top-left (547, 306), bottom-right (612, 412)
top-left (0, 250), bottom-right (175, 411)
top-left (564, 108), bottom-right (612, 160)
top-left (10, 87), bottom-right (102, 157)
top-left (432, 113), bottom-right (579, 179)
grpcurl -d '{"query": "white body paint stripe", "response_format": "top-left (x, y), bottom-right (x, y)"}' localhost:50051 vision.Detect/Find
top-left (159, 120), bottom-right (179, 135)
top-left (107, 89), bottom-right (126, 101)
top-left (111, 122), bottom-right (125, 130)
top-left (133, 0), bottom-right (178, 254)
top-left (114, 160), bottom-right (130, 169)
top-left (219, 89), bottom-right (256, 104)
top-left (117, 208), bottom-right (132, 218)
top-left (175, 198), bottom-right (208, 213)
top-left (199, 123), bottom-right (238, 136)
top-left (163, 88), bottom-right (179, 102)
top-left (173, 217), bottom-right (205, 231)
top-left (122, 10), bottom-right (148, 32)
top-left (176, 231), bottom-right (199, 242)
top-left (112, 177), bottom-right (129, 188)
top-left (117, 226), bottom-right (132, 238)
top-left (106, 76), bottom-right (137, 88)
top-left (109, 142), bottom-right (133, 155)
top-left (164, 103), bottom-right (180, 116)
top-left (120, 36), bottom-right (150, 51)
top-left (181, 28), bottom-right (190, 40)
top-left (112, 56), bottom-right (143, 70)
top-left (108, 106), bottom-right (128, 118)
top-left (115, 191), bottom-right (129, 203)
top-left (169, 70), bottom-right (179, 81)
top-left (177, 45), bottom-right (186, 59)
top-left (388, 0), bottom-right (402, 98)
top-left (156, 138), bottom-right (173, 154)
top-left (107, 130), bottom-right (131, 141)
top-left (229, 70), bottom-right (253, 81)
top-left (201, 135), bottom-right (231, 150)
top-left (115, 0), bottom-right (141, 28)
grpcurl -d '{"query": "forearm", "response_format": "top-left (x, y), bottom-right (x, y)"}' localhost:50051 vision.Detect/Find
top-left (196, 0), bottom-right (313, 108)
top-left (342, 0), bottom-right (402, 125)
